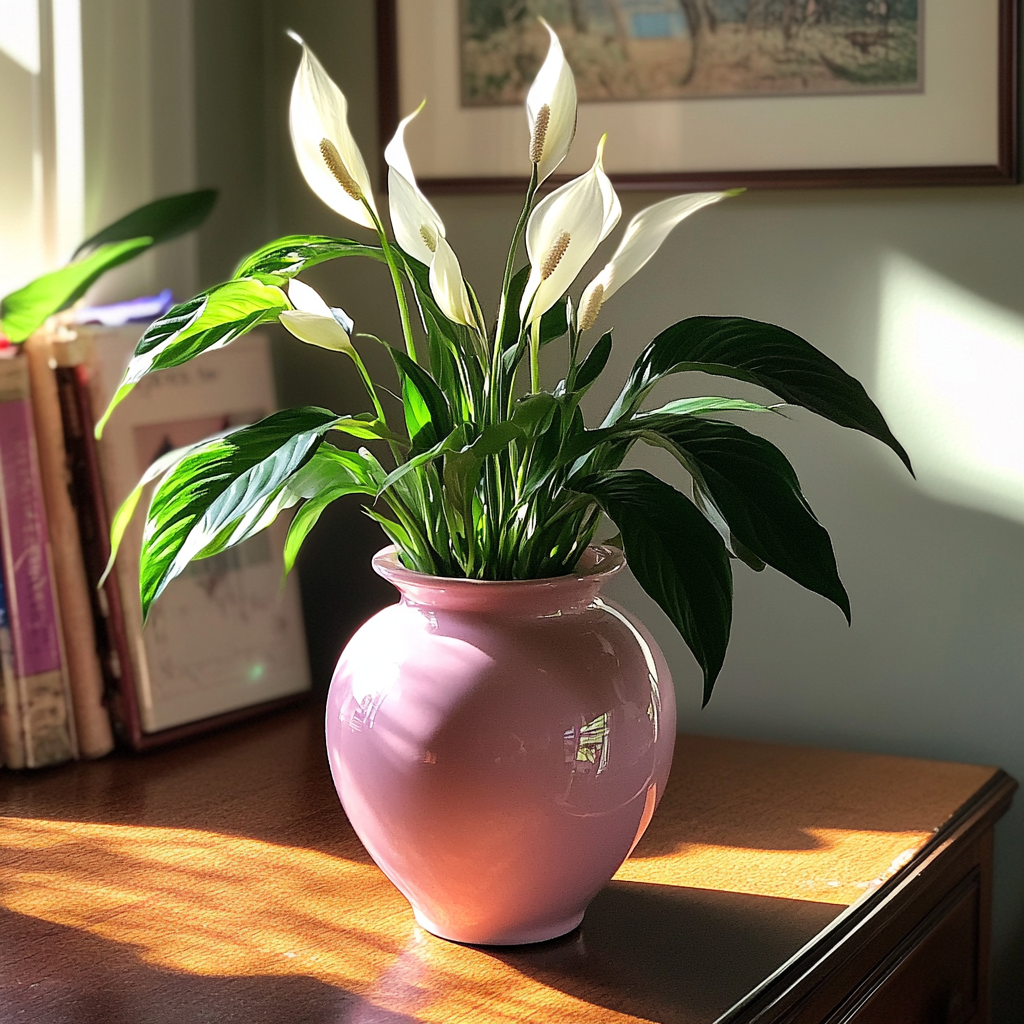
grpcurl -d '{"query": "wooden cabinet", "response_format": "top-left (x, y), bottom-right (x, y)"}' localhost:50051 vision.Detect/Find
top-left (0, 705), bottom-right (1015, 1024)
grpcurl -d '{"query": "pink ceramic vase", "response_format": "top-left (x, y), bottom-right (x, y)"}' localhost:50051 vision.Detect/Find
top-left (325, 545), bottom-right (676, 945)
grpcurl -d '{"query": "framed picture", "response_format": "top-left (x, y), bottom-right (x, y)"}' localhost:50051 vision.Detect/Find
top-left (378, 0), bottom-right (1018, 191)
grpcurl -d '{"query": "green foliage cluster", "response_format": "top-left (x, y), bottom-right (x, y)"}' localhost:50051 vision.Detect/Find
top-left (97, 217), bottom-right (911, 702)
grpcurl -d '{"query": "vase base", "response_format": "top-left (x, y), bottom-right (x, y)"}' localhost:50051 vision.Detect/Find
top-left (413, 907), bottom-right (585, 946)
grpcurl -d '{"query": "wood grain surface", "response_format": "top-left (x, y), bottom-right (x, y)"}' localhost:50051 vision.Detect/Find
top-left (0, 703), bottom-right (1001, 1024)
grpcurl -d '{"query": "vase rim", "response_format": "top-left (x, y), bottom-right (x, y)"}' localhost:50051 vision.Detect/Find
top-left (371, 544), bottom-right (625, 592)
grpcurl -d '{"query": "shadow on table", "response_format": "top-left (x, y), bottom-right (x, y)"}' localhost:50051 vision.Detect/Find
top-left (485, 880), bottom-right (845, 1024)
top-left (0, 907), bottom-right (415, 1024)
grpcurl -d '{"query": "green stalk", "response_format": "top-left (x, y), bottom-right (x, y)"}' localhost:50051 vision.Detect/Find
top-left (344, 345), bottom-right (387, 424)
top-left (566, 318), bottom-right (581, 392)
top-left (489, 164), bottom-right (539, 423)
top-left (530, 318), bottom-right (542, 394)
top-left (365, 201), bottom-right (418, 364)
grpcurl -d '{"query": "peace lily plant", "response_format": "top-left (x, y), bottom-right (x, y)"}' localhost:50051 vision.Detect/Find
top-left (94, 26), bottom-right (910, 704)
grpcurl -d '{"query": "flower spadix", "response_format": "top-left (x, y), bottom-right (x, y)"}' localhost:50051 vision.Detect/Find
top-left (526, 20), bottom-right (577, 183)
top-left (279, 278), bottom-right (355, 352)
top-left (521, 135), bottom-right (620, 327)
top-left (288, 31), bottom-right (377, 230)
top-left (385, 106), bottom-right (479, 330)
top-left (578, 191), bottom-right (735, 331)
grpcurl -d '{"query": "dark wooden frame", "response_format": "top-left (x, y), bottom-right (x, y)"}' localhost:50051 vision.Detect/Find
top-left (377, 0), bottom-right (1019, 193)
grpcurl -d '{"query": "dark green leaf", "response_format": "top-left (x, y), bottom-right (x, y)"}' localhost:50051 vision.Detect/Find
top-left (572, 332), bottom-right (612, 393)
top-left (389, 346), bottom-right (453, 452)
top-left (511, 393), bottom-right (559, 439)
top-left (641, 416), bottom-right (849, 619)
top-left (539, 296), bottom-right (569, 347)
top-left (233, 234), bottom-right (385, 279)
top-left (1, 238), bottom-right (152, 342)
top-left (499, 265), bottom-right (531, 353)
top-left (139, 407), bottom-right (338, 616)
top-left (573, 469), bottom-right (733, 705)
top-left (95, 278), bottom-right (288, 435)
top-left (606, 316), bottom-right (912, 474)
top-left (74, 189), bottom-right (217, 259)
top-left (469, 421), bottom-right (525, 456)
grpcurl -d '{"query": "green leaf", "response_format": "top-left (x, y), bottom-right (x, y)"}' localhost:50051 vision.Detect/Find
top-left (499, 265), bottom-right (531, 353)
top-left (363, 507), bottom-right (415, 557)
top-left (499, 267), bottom-right (569, 371)
top-left (573, 469), bottom-right (733, 705)
top-left (572, 331), bottom-right (612, 394)
top-left (691, 483), bottom-right (766, 573)
top-left (233, 235), bottom-right (385, 279)
top-left (606, 316), bottom-right (913, 474)
top-left (1, 238), bottom-right (153, 342)
top-left (138, 407), bottom-right (339, 617)
top-left (511, 393), bottom-right (559, 439)
top-left (376, 425), bottom-right (469, 497)
top-left (100, 428), bottom-right (237, 587)
top-left (539, 296), bottom-right (569, 347)
top-left (283, 445), bottom-right (378, 573)
top-left (636, 396), bottom-right (779, 419)
top-left (198, 442), bottom-right (380, 565)
top-left (388, 346), bottom-right (453, 452)
top-left (640, 416), bottom-right (849, 620)
top-left (74, 189), bottom-right (217, 259)
top-left (95, 278), bottom-right (288, 436)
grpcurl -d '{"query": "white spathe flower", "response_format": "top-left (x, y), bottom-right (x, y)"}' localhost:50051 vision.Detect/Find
top-left (526, 19), bottom-right (578, 183)
top-left (578, 191), bottom-right (735, 330)
top-left (385, 106), bottom-right (479, 330)
top-left (288, 31), bottom-right (377, 230)
top-left (429, 236), bottom-right (480, 330)
top-left (520, 135), bottom-right (620, 327)
top-left (384, 105), bottom-right (446, 267)
top-left (279, 278), bottom-right (355, 351)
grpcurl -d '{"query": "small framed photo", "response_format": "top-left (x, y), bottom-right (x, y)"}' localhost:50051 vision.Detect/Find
top-left (378, 0), bottom-right (1018, 191)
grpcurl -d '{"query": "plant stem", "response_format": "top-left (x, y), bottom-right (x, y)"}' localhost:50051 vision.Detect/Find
top-left (489, 165), bottom-right (539, 423)
top-left (344, 347), bottom-right (387, 424)
top-left (366, 201), bottom-right (418, 364)
top-left (530, 319), bottom-right (541, 394)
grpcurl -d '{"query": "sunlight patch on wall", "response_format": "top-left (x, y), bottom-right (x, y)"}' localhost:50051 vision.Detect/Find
top-left (52, 0), bottom-right (85, 261)
top-left (877, 253), bottom-right (1024, 525)
top-left (0, 0), bottom-right (40, 73)
top-left (0, 0), bottom-right (83, 300)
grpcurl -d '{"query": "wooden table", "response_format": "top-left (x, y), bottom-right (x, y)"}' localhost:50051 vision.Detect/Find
top-left (0, 702), bottom-right (1015, 1024)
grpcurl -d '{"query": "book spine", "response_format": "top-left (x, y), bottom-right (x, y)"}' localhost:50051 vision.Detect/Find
top-left (0, 355), bottom-right (78, 767)
top-left (25, 334), bottom-right (114, 758)
top-left (55, 355), bottom-right (145, 750)
top-left (0, 564), bottom-right (24, 768)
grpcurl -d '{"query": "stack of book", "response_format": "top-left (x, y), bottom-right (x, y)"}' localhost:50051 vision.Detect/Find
top-left (0, 315), bottom-right (311, 769)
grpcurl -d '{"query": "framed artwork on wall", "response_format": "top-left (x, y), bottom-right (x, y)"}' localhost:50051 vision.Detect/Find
top-left (377, 0), bottom-right (1018, 192)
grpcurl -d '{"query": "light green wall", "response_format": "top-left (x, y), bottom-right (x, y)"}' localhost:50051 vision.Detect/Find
top-left (187, 1), bottom-right (1024, 1017)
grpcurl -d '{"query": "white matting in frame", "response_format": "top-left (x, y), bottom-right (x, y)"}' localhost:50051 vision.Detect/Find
top-left (386, 0), bottom-right (1011, 187)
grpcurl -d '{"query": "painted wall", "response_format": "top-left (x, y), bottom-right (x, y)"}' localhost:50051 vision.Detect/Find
top-left (187, 1), bottom-right (1024, 1017)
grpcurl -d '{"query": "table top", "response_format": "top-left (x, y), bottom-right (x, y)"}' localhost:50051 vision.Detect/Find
top-left (0, 702), bottom-right (1010, 1024)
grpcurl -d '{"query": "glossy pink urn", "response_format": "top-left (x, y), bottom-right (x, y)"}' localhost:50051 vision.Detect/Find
top-left (325, 545), bottom-right (675, 945)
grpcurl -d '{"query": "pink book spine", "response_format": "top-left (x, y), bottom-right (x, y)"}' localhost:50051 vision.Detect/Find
top-left (0, 356), bottom-right (76, 767)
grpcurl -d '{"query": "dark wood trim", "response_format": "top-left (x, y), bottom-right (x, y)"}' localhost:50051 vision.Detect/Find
top-left (819, 870), bottom-right (982, 1023)
top-left (725, 769), bottom-right (1018, 1023)
top-left (375, 0), bottom-right (399, 192)
top-left (123, 692), bottom-right (310, 753)
top-left (376, 0), bottom-right (1019, 193)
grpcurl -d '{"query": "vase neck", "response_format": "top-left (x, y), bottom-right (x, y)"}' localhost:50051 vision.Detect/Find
top-left (372, 546), bottom-right (624, 615)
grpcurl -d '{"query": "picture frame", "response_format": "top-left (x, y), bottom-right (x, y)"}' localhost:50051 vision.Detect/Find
top-left (377, 0), bottom-right (1018, 192)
